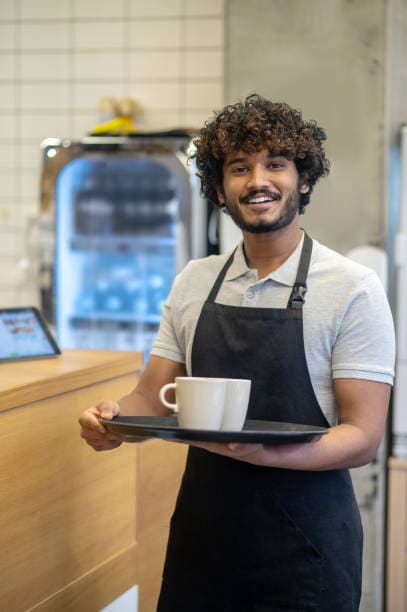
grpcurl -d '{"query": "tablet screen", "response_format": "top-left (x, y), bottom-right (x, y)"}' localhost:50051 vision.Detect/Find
top-left (0, 307), bottom-right (61, 362)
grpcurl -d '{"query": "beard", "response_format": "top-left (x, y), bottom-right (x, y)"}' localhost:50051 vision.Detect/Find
top-left (223, 188), bottom-right (301, 234)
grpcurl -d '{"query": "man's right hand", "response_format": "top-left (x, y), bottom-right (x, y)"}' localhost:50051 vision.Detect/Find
top-left (78, 400), bottom-right (124, 451)
top-left (78, 356), bottom-right (187, 452)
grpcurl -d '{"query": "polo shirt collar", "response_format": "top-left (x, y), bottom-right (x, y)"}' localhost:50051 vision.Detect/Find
top-left (225, 231), bottom-right (305, 287)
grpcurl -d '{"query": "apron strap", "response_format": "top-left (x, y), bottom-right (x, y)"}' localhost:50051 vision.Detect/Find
top-left (206, 248), bottom-right (237, 303)
top-left (207, 233), bottom-right (313, 308)
top-left (287, 232), bottom-right (313, 309)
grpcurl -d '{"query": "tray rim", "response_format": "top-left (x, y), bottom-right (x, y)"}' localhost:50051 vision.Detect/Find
top-left (100, 415), bottom-right (329, 444)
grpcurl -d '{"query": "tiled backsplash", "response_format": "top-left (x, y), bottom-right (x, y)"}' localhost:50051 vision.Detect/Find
top-left (0, 0), bottom-right (224, 306)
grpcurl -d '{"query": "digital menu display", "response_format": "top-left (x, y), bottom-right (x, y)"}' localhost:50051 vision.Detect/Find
top-left (0, 307), bottom-right (61, 361)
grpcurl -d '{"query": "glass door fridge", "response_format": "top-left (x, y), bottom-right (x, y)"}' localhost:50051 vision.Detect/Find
top-left (39, 133), bottom-right (214, 362)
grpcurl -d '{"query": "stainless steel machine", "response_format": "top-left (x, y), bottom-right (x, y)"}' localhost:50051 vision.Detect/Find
top-left (38, 132), bottom-right (218, 360)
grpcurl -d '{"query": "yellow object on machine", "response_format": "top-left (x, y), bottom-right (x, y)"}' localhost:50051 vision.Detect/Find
top-left (89, 96), bottom-right (142, 135)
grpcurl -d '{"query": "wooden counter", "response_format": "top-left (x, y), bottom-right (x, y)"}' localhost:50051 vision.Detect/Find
top-left (0, 349), bottom-right (187, 612)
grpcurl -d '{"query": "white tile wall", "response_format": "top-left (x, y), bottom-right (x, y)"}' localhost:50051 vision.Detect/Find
top-left (129, 50), bottom-right (182, 80)
top-left (185, 81), bottom-right (224, 109)
top-left (186, 0), bottom-right (224, 17)
top-left (0, 83), bottom-right (16, 110)
top-left (20, 23), bottom-right (71, 50)
top-left (0, 24), bottom-right (15, 50)
top-left (0, 113), bottom-right (16, 139)
top-left (19, 142), bottom-right (45, 170)
top-left (130, 0), bottom-right (183, 18)
top-left (74, 21), bottom-right (126, 49)
top-left (73, 82), bottom-right (128, 111)
top-left (0, 3), bottom-right (15, 20)
top-left (20, 53), bottom-right (71, 81)
top-left (73, 51), bottom-right (127, 80)
top-left (0, 0), bottom-right (224, 307)
top-left (19, 113), bottom-right (73, 141)
top-left (0, 53), bottom-right (15, 79)
top-left (185, 18), bottom-right (224, 47)
top-left (0, 143), bottom-right (17, 169)
top-left (20, 0), bottom-right (71, 20)
top-left (73, 0), bottom-right (126, 20)
top-left (185, 50), bottom-right (224, 78)
top-left (0, 172), bottom-right (16, 199)
top-left (20, 83), bottom-right (71, 111)
top-left (129, 20), bottom-right (183, 49)
top-left (130, 82), bottom-right (181, 110)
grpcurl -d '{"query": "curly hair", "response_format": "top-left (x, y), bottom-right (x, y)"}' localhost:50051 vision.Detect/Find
top-left (192, 94), bottom-right (330, 213)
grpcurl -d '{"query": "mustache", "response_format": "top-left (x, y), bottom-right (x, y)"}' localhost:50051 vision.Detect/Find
top-left (239, 189), bottom-right (281, 204)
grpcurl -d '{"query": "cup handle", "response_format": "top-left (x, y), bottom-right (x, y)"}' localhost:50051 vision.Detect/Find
top-left (159, 382), bottom-right (178, 412)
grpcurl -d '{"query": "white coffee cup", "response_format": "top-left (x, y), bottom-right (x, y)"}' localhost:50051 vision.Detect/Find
top-left (159, 376), bottom-right (252, 431)
top-left (159, 377), bottom-right (227, 430)
top-left (221, 378), bottom-right (251, 431)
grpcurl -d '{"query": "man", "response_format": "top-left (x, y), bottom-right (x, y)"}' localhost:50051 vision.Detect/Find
top-left (79, 94), bottom-right (395, 611)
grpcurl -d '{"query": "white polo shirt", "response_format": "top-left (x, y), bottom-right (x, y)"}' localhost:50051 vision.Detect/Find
top-left (151, 233), bottom-right (395, 425)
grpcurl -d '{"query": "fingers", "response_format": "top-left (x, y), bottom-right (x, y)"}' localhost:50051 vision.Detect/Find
top-left (79, 421), bottom-right (123, 442)
top-left (81, 428), bottom-right (123, 451)
top-left (226, 442), bottom-right (263, 457)
top-left (78, 407), bottom-right (105, 434)
top-left (78, 400), bottom-right (123, 452)
top-left (97, 400), bottom-right (121, 420)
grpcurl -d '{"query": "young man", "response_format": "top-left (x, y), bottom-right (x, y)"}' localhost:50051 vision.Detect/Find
top-left (79, 94), bottom-right (395, 611)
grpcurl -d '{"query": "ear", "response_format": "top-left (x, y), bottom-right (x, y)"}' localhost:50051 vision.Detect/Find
top-left (216, 185), bottom-right (225, 204)
top-left (299, 179), bottom-right (310, 194)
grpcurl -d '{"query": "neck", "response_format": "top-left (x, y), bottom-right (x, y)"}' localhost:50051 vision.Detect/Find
top-left (243, 225), bottom-right (302, 278)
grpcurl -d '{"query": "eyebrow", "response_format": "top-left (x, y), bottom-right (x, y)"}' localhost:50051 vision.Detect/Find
top-left (224, 153), bottom-right (286, 168)
top-left (224, 156), bottom-right (248, 168)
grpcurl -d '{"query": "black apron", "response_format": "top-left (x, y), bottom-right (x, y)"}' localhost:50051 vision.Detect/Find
top-left (157, 234), bottom-right (363, 612)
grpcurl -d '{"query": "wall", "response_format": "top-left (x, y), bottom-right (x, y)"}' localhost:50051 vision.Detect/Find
top-left (226, 0), bottom-right (386, 254)
top-left (0, 0), bottom-right (224, 307)
top-left (385, 0), bottom-right (407, 308)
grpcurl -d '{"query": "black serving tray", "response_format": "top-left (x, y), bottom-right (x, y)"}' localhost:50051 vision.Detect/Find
top-left (100, 415), bottom-right (328, 444)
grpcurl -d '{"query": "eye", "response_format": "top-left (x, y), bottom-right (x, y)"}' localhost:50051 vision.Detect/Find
top-left (231, 166), bottom-right (248, 174)
top-left (268, 161), bottom-right (285, 169)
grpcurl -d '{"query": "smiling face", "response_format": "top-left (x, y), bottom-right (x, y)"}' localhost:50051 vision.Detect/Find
top-left (217, 149), bottom-right (310, 234)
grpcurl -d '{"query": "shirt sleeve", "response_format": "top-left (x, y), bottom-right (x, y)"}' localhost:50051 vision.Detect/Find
top-left (332, 271), bottom-right (396, 384)
top-left (150, 272), bottom-right (186, 365)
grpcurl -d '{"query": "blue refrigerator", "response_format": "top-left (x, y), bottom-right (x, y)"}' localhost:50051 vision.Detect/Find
top-left (39, 133), bottom-right (217, 362)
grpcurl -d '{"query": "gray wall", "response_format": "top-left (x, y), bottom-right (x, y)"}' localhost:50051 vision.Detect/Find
top-left (385, 0), bottom-right (407, 307)
top-left (225, 0), bottom-right (387, 253)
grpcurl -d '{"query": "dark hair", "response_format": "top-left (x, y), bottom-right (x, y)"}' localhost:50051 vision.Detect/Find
top-left (192, 93), bottom-right (330, 213)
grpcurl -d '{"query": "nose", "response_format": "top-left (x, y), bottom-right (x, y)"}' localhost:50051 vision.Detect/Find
top-left (246, 164), bottom-right (271, 190)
